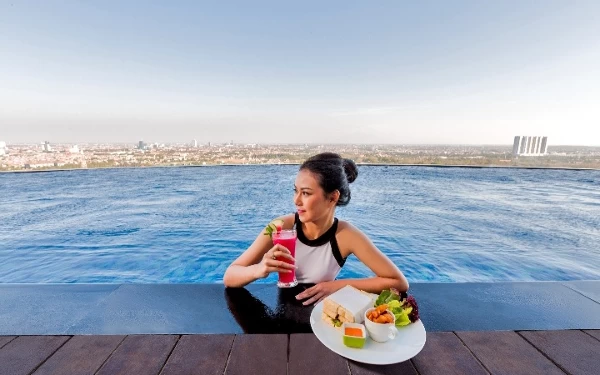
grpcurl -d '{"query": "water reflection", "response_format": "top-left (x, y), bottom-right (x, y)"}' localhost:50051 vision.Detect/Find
top-left (225, 284), bottom-right (315, 333)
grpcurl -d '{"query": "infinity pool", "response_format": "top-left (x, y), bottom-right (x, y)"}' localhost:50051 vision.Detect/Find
top-left (1, 165), bottom-right (599, 283)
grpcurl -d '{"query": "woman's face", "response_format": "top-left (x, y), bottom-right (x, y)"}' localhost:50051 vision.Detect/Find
top-left (293, 169), bottom-right (336, 223)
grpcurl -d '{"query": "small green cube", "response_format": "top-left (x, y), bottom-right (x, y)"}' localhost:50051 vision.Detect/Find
top-left (342, 322), bottom-right (366, 349)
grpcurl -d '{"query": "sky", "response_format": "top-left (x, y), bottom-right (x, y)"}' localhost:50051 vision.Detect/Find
top-left (1, 1), bottom-right (599, 145)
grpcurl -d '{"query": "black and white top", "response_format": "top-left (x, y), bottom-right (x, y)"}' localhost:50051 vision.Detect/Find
top-left (294, 213), bottom-right (346, 283)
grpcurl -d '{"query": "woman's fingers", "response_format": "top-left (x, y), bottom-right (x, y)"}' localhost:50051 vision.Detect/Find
top-left (297, 285), bottom-right (320, 302)
top-left (273, 245), bottom-right (292, 255)
top-left (274, 244), bottom-right (291, 252)
top-left (265, 247), bottom-right (295, 262)
top-left (266, 265), bottom-right (293, 273)
top-left (266, 259), bottom-right (295, 271)
top-left (271, 259), bottom-right (296, 269)
top-left (295, 285), bottom-right (315, 300)
top-left (273, 250), bottom-right (294, 262)
top-left (302, 291), bottom-right (323, 305)
top-left (267, 267), bottom-right (292, 273)
top-left (261, 245), bottom-right (296, 276)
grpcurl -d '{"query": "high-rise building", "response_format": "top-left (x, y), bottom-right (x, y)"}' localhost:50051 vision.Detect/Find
top-left (540, 136), bottom-right (548, 154)
top-left (519, 136), bottom-right (527, 154)
top-left (192, 139), bottom-right (198, 148)
top-left (138, 140), bottom-right (146, 150)
top-left (42, 141), bottom-right (52, 152)
top-left (0, 141), bottom-right (6, 156)
top-left (512, 136), bottom-right (548, 156)
top-left (512, 136), bottom-right (521, 155)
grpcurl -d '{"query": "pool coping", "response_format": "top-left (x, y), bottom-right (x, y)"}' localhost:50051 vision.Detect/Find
top-left (1, 280), bottom-right (599, 335)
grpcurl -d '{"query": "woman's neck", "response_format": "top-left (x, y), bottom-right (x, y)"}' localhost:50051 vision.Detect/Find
top-left (302, 212), bottom-right (335, 240)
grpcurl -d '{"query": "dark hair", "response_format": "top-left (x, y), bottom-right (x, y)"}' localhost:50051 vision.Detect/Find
top-left (299, 152), bottom-right (358, 206)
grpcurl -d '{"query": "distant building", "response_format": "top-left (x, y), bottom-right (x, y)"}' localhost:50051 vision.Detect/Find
top-left (42, 141), bottom-right (52, 152)
top-left (513, 136), bottom-right (548, 156)
top-left (0, 141), bottom-right (6, 156)
top-left (540, 137), bottom-right (548, 154)
top-left (69, 145), bottom-right (80, 153)
top-left (138, 140), bottom-right (146, 150)
top-left (192, 139), bottom-right (198, 148)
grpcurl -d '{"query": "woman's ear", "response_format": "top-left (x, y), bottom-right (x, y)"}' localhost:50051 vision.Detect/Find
top-left (330, 190), bottom-right (340, 204)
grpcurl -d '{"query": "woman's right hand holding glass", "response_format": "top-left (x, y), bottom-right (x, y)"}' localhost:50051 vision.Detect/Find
top-left (255, 244), bottom-right (296, 279)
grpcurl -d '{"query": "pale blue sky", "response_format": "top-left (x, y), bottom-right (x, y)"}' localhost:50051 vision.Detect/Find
top-left (1, 1), bottom-right (599, 145)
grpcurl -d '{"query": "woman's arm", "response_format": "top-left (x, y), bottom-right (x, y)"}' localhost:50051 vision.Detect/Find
top-left (223, 214), bottom-right (295, 288)
top-left (296, 222), bottom-right (409, 304)
top-left (339, 222), bottom-right (409, 292)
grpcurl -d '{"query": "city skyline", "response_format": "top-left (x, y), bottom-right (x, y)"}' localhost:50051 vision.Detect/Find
top-left (0, 133), bottom-right (595, 147)
top-left (1, 1), bottom-right (600, 145)
top-left (0, 137), bottom-right (567, 147)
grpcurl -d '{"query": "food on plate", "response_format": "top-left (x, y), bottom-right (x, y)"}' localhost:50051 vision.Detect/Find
top-left (366, 304), bottom-right (395, 324)
top-left (374, 288), bottom-right (420, 327)
top-left (342, 322), bottom-right (366, 349)
top-left (322, 285), bottom-right (374, 327)
top-left (344, 327), bottom-right (363, 337)
top-left (364, 307), bottom-right (398, 343)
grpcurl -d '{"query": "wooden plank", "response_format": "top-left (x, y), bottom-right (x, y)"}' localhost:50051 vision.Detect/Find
top-left (457, 331), bottom-right (564, 375)
top-left (96, 335), bottom-right (179, 375)
top-left (225, 334), bottom-right (287, 375)
top-left (32, 335), bottom-right (124, 375)
top-left (0, 336), bottom-right (16, 349)
top-left (160, 334), bottom-right (233, 375)
top-left (289, 334), bottom-right (350, 375)
top-left (520, 330), bottom-right (600, 375)
top-left (0, 336), bottom-right (70, 375)
top-left (583, 330), bottom-right (600, 341)
top-left (411, 332), bottom-right (488, 375)
top-left (349, 359), bottom-right (417, 375)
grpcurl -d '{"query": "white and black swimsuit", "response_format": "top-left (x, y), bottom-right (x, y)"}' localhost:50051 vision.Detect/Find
top-left (293, 213), bottom-right (347, 284)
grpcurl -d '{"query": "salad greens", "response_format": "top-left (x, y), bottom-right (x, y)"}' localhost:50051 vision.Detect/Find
top-left (374, 288), bottom-right (420, 327)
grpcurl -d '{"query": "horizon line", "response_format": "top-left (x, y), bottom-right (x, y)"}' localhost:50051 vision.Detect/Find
top-left (2, 141), bottom-right (600, 147)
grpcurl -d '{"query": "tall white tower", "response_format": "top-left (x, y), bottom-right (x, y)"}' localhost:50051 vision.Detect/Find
top-left (540, 137), bottom-right (548, 154)
top-left (512, 136), bottom-right (548, 156)
top-left (512, 136), bottom-right (522, 156)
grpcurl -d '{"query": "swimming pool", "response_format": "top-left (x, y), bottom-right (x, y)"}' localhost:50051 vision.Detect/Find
top-left (1, 165), bottom-right (599, 283)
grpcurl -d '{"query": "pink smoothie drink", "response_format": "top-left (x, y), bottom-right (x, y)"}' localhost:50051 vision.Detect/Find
top-left (272, 229), bottom-right (298, 288)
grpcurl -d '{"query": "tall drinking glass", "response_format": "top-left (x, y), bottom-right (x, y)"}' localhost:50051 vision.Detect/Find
top-left (272, 229), bottom-right (298, 288)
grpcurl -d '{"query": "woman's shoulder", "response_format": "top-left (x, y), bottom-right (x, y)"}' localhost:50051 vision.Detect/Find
top-left (335, 219), bottom-right (372, 256)
top-left (336, 219), bottom-right (365, 237)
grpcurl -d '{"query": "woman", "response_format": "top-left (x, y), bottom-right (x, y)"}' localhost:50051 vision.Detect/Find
top-left (223, 152), bottom-right (409, 305)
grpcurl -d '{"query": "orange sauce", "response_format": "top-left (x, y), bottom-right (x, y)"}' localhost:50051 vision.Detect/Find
top-left (344, 327), bottom-right (363, 337)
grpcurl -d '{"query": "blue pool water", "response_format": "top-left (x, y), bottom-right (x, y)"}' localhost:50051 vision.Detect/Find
top-left (1, 165), bottom-right (599, 283)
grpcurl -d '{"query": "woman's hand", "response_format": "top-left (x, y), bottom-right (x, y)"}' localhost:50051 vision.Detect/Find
top-left (295, 281), bottom-right (344, 306)
top-left (254, 244), bottom-right (296, 279)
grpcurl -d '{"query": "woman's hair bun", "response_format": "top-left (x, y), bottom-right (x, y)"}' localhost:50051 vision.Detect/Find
top-left (343, 158), bottom-right (358, 183)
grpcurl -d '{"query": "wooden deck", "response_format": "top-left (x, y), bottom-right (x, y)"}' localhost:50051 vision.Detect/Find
top-left (1, 330), bottom-right (599, 375)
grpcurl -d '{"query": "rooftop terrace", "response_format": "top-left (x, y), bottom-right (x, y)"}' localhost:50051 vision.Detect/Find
top-left (1, 281), bottom-right (599, 374)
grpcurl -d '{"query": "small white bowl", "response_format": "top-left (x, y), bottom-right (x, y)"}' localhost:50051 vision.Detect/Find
top-left (364, 307), bottom-right (397, 343)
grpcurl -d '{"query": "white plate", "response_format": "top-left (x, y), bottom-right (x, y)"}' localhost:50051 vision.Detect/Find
top-left (310, 299), bottom-right (426, 365)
